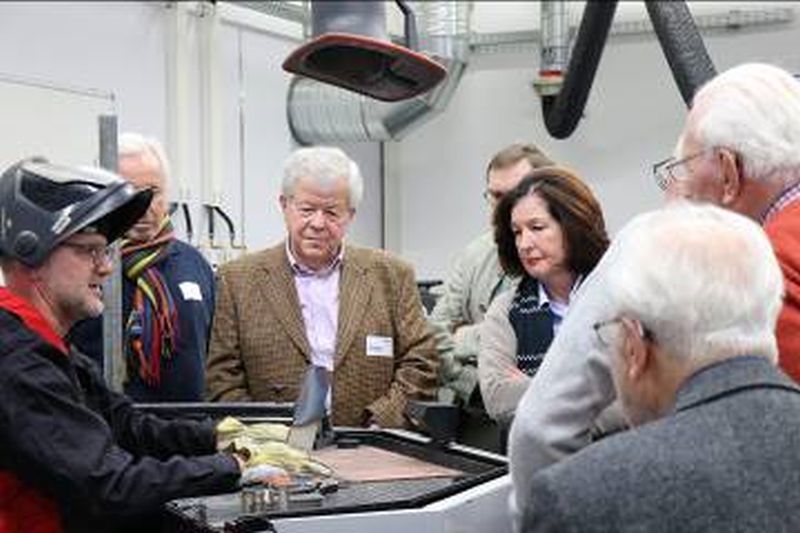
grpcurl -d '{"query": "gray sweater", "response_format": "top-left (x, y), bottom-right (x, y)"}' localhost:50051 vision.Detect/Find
top-left (478, 289), bottom-right (530, 422)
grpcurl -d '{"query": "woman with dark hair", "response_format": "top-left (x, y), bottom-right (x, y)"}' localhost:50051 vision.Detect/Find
top-left (478, 166), bottom-right (609, 430)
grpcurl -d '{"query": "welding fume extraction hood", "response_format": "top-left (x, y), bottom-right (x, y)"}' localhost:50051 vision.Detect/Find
top-left (285, 1), bottom-right (470, 145)
top-left (283, 0), bottom-right (446, 102)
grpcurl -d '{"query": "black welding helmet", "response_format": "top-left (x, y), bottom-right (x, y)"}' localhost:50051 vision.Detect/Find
top-left (0, 158), bottom-right (153, 267)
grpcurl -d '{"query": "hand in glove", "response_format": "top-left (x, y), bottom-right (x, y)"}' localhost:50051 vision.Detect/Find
top-left (229, 439), bottom-right (332, 477)
top-left (216, 416), bottom-right (290, 450)
top-left (250, 441), bottom-right (332, 477)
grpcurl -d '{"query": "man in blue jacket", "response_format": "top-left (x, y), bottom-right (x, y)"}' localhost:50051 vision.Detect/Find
top-left (70, 133), bottom-right (215, 401)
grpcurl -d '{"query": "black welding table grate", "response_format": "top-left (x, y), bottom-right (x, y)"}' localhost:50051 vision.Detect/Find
top-left (171, 476), bottom-right (461, 529)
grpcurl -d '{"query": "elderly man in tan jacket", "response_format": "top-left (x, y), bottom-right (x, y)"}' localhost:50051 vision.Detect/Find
top-left (206, 146), bottom-right (437, 428)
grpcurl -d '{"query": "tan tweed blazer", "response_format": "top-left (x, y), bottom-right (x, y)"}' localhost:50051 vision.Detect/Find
top-left (206, 242), bottom-right (438, 428)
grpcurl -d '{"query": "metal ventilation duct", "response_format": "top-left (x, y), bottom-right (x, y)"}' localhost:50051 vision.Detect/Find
top-left (287, 1), bottom-right (470, 144)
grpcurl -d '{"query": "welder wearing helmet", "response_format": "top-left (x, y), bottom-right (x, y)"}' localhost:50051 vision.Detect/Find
top-left (0, 159), bottom-right (256, 533)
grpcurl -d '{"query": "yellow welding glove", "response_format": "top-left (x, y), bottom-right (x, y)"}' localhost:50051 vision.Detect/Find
top-left (216, 416), bottom-right (290, 451)
top-left (246, 440), bottom-right (332, 477)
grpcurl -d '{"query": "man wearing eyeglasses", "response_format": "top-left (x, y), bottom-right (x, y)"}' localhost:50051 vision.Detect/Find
top-left (521, 203), bottom-right (800, 532)
top-left (0, 160), bottom-right (252, 532)
top-left (508, 62), bottom-right (800, 530)
top-left (206, 146), bottom-right (438, 428)
top-left (654, 63), bottom-right (800, 383)
top-left (70, 133), bottom-right (216, 402)
top-left (428, 143), bottom-right (553, 449)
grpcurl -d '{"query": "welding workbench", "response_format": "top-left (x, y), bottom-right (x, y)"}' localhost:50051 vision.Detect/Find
top-left (140, 403), bottom-right (512, 533)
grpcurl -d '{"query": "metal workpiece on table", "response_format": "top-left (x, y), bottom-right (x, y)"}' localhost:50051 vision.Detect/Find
top-left (240, 486), bottom-right (271, 514)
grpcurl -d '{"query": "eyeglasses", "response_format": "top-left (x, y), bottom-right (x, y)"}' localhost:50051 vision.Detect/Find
top-left (592, 318), bottom-right (624, 346)
top-left (593, 317), bottom-right (655, 346)
top-left (652, 150), bottom-right (708, 191)
top-left (62, 242), bottom-right (114, 266)
top-left (482, 189), bottom-right (506, 206)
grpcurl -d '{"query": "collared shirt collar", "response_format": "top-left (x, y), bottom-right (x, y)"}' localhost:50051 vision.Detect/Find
top-left (285, 239), bottom-right (345, 277)
top-left (538, 275), bottom-right (583, 314)
top-left (761, 181), bottom-right (800, 225)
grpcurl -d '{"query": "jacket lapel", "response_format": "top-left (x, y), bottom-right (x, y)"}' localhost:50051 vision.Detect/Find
top-left (259, 245), bottom-right (312, 361)
top-left (335, 246), bottom-right (371, 367)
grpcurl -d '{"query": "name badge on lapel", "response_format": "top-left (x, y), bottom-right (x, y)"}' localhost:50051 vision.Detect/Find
top-left (366, 335), bottom-right (394, 357)
top-left (179, 281), bottom-right (203, 301)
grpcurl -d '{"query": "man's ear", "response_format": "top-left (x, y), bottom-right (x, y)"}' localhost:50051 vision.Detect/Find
top-left (279, 195), bottom-right (288, 211)
top-left (718, 148), bottom-right (743, 206)
top-left (621, 317), bottom-right (651, 381)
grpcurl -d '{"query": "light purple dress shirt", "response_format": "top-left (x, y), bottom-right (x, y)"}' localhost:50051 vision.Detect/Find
top-left (286, 241), bottom-right (344, 372)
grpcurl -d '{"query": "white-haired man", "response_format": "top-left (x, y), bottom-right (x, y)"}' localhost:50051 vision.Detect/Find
top-left (509, 62), bottom-right (800, 528)
top-left (206, 146), bottom-right (438, 428)
top-left (660, 62), bottom-right (800, 380)
top-left (70, 133), bottom-right (215, 402)
top-left (522, 202), bottom-right (800, 532)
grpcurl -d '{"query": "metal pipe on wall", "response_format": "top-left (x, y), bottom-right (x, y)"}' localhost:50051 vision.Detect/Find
top-left (164, 2), bottom-right (192, 213)
top-left (198, 2), bottom-right (226, 208)
top-left (533, 1), bottom-right (569, 97)
top-left (98, 114), bottom-right (126, 391)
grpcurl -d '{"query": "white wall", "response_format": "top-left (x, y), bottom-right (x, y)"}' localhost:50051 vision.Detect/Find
top-left (0, 1), bottom-right (384, 263)
top-left (387, 8), bottom-right (800, 280)
top-left (1, 2), bottom-right (799, 280)
top-left (0, 2), bottom-right (167, 136)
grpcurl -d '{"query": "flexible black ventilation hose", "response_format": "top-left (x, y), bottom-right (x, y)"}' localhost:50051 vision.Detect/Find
top-left (646, 1), bottom-right (717, 106)
top-left (541, 1), bottom-right (618, 139)
top-left (541, 1), bottom-right (716, 139)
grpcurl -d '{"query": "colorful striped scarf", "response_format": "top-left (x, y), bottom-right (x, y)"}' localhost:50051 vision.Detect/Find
top-left (122, 217), bottom-right (179, 385)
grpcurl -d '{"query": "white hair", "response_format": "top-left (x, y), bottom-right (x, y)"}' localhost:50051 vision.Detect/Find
top-left (688, 62), bottom-right (800, 186)
top-left (118, 132), bottom-right (171, 184)
top-left (282, 146), bottom-right (363, 209)
top-left (605, 202), bottom-right (783, 368)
